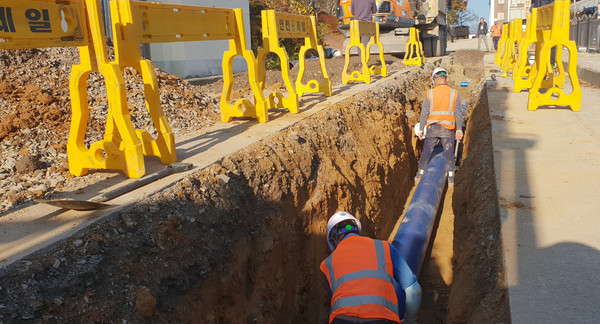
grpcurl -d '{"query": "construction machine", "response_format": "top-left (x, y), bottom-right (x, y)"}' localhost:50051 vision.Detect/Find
top-left (337, 0), bottom-right (450, 56)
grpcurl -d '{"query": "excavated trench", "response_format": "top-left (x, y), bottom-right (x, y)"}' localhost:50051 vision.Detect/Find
top-left (0, 51), bottom-right (510, 323)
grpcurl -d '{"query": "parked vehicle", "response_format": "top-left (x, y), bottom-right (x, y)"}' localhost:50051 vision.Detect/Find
top-left (337, 0), bottom-right (450, 56)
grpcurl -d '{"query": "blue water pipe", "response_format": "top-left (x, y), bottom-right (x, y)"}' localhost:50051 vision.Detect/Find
top-left (392, 152), bottom-right (447, 275)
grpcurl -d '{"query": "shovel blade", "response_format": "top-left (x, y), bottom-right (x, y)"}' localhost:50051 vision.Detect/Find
top-left (35, 199), bottom-right (112, 211)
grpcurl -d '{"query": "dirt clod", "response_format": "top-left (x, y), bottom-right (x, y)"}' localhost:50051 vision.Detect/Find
top-left (15, 154), bottom-right (43, 173)
top-left (135, 287), bottom-right (156, 318)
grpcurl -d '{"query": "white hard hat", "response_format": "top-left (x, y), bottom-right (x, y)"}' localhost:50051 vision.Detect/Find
top-left (326, 211), bottom-right (362, 251)
top-left (432, 67), bottom-right (448, 82)
top-left (494, 18), bottom-right (498, 22)
top-left (414, 123), bottom-right (426, 137)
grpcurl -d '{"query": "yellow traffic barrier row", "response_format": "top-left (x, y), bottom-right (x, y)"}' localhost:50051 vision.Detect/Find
top-left (0, 1), bottom-right (390, 178)
top-left (403, 28), bottom-right (425, 66)
top-left (501, 18), bottom-right (523, 77)
top-left (513, 9), bottom-right (538, 93)
top-left (494, 24), bottom-right (509, 66)
top-left (528, 0), bottom-right (580, 111)
top-left (342, 19), bottom-right (387, 85)
top-left (257, 10), bottom-right (331, 118)
top-left (495, 0), bottom-right (581, 112)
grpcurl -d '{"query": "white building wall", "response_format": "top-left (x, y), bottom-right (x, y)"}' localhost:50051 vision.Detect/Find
top-left (148, 0), bottom-right (251, 79)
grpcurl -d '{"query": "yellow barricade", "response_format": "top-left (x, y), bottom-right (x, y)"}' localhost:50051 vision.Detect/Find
top-left (494, 24), bottom-right (509, 66)
top-left (501, 19), bottom-right (522, 77)
top-left (342, 20), bottom-right (387, 85)
top-left (403, 28), bottom-right (425, 66)
top-left (0, 0), bottom-right (147, 178)
top-left (257, 10), bottom-right (331, 116)
top-left (513, 10), bottom-right (538, 92)
top-left (528, 0), bottom-right (581, 111)
top-left (114, 1), bottom-right (266, 125)
top-left (0, 0), bottom-right (87, 49)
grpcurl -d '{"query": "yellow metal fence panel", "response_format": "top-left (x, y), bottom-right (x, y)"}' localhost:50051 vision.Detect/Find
top-left (0, 0), bottom-right (87, 49)
top-left (342, 20), bottom-right (387, 85)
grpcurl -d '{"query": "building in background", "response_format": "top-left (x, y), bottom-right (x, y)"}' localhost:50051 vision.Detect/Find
top-left (101, 0), bottom-right (251, 79)
top-left (490, 0), bottom-right (526, 26)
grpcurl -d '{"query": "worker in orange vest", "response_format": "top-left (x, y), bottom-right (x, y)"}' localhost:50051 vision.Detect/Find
top-left (320, 211), bottom-right (422, 324)
top-left (491, 18), bottom-right (503, 51)
top-left (415, 67), bottom-right (463, 187)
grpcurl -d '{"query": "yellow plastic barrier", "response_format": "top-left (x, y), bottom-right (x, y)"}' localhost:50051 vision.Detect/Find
top-left (403, 28), bottom-right (425, 66)
top-left (0, 0), bottom-right (147, 178)
top-left (257, 10), bottom-right (331, 116)
top-left (501, 18), bottom-right (523, 77)
top-left (513, 10), bottom-right (538, 92)
top-left (528, 0), bottom-right (581, 111)
top-left (0, 0), bottom-right (87, 49)
top-left (114, 1), bottom-right (266, 125)
top-left (494, 24), bottom-right (509, 66)
top-left (342, 19), bottom-right (387, 85)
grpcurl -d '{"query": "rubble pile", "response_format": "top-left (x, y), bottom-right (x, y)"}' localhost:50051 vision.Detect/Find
top-left (0, 47), bottom-right (220, 212)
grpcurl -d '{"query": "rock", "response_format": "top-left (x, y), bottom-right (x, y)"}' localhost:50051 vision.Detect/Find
top-left (73, 239), bottom-right (83, 248)
top-left (15, 155), bottom-right (43, 173)
top-left (217, 174), bottom-right (230, 185)
top-left (135, 287), bottom-right (156, 318)
top-left (1, 157), bottom-right (16, 172)
top-left (122, 214), bottom-right (136, 229)
top-left (262, 237), bottom-right (275, 253)
top-left (52, 259), bottom-right (60, 268)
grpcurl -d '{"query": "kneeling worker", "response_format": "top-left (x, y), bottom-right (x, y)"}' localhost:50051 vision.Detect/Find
top-left (320, 211), bottom-right (422, 324)
top-left (416, 67), bottom-right (464, 186)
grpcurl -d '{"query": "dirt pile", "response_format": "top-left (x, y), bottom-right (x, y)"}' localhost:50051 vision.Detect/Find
top-left (0, 52), bottom-right (510, 323)
top-left (0, 47), bottom-right (219, 212)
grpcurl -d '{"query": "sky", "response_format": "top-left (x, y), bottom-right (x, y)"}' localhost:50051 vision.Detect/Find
top-left (468, 0), bottom-right (491, 22)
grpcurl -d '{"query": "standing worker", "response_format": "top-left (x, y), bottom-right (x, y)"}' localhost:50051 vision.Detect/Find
top-left (491, 19), bottom-right (502, 51)
top-left (476, 17), bottom-right (490, 52)
top-left (351, 0), bottom-right (377, 68)
top-left (416, 67), bottom-right (463, 186)
top-left (321, 211), bottom-right (422, 324)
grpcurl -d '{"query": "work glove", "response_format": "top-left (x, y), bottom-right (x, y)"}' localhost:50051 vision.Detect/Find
top-left (455, 130), bottom-right (464, 141)
top-left (418, 131), bottom-right (425, 140)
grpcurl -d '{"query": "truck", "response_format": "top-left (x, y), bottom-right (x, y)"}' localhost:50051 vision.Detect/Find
top-left (337, 0), bottom-right (450, 57)
top-left (451, 25), bottom-right (469, 40)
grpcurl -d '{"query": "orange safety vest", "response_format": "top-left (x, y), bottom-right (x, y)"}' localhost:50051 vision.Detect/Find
top-left (426, 85), bottom-right (458, 131)
top-left (491, 23), bottom-right (502, 37)
top-left (320, 236), bottom-right (400, 324)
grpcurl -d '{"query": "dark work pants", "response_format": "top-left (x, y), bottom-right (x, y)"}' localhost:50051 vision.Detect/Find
top-left (418, 124), bottom-right (456, 172)
top-left (493, 37), bottom-right (500, 51)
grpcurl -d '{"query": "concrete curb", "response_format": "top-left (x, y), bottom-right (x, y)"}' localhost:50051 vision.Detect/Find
top-left (577, 66), bottom-right (600, 87)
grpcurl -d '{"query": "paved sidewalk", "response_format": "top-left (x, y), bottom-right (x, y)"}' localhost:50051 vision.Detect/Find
top-left (485, 52), bottom-right (600, 323)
